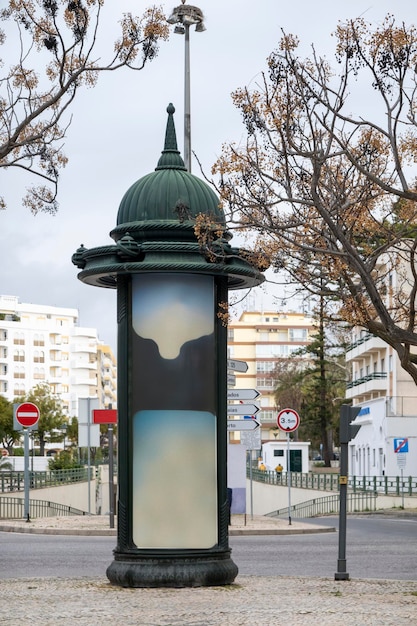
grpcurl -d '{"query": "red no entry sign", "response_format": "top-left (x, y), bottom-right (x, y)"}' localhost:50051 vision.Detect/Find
top-left (15, 402), bottom-right (40, 428)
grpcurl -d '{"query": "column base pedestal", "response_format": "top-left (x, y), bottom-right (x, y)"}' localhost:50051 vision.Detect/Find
top-left (106, 552), bottom-right (238, 588)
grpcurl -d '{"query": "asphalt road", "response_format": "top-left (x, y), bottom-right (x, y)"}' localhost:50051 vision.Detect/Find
top-left (1, 514), bottom-right (416, 581)
top-left (231, 515), bottom-right (417, 580)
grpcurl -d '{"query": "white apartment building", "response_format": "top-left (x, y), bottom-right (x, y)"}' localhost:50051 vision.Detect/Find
top-left (346, 329), bottom-right (417, 477)
top-left (0, 295), bottom-right (117, 417)
top-left (97, 343), bottom-right (117, 410)
top-left (227, 310), bottom-right (314, 443)
top-left (345, 248), bottom-right (417, 476)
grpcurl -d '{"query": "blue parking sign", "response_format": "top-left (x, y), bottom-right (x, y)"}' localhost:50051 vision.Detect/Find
top-left (394, 438), bottom-right (409, 453)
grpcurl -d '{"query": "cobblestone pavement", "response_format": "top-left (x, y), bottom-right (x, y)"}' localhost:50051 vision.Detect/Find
top-left (1, 514), bottom-right (416, 625)
top-left (0, 575), bottom-right (416, 625)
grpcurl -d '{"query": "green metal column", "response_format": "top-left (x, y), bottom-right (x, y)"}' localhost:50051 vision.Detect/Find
top-left (72, 104), bottom-right (266, 587)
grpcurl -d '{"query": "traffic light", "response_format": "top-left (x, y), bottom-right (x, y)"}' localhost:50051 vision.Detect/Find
top-left (339, 404), bottom-right (361, 444)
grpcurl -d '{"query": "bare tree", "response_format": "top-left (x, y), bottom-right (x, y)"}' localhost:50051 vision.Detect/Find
top-left (0, 1), bottom-right (168, 214)
top-left (213, 15), bottom-right (417, 384)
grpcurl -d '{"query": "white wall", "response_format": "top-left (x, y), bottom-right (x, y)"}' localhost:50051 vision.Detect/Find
top-left (349, 398), bottom-right (417, 476)
top-left (3, 465), bottom-right (112, 515)
top-left (245, 479), bottom-right (416, 516)
top-left (6, 456), bottom-right (49, 471)
top-left (262, 441), bottom-right (310, 473)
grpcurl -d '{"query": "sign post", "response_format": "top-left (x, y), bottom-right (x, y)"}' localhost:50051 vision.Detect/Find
top-left (277, 408), bottom-right (300, 526)
top-left (335, 404), bottom-right (361, 581)
top-left (14, 402), bottom-right (40, 522)
top-left (93, 408), bottom-right (118, 529)
top-left (394, 438), bottom-right (408, 509)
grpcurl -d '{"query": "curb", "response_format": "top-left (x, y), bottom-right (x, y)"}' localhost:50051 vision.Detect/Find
top-left (229, 526), bottom-right (335, 536)
top-left (0, 524), bottom-right (335, 537)
top-left (0, 524), bottom-right (116, 536)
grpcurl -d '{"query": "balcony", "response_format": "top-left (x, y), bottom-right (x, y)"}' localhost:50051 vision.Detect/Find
top-left (346, 334), bottom-right (387, 361)
top-left (346, 372), bottom-right (387, 398)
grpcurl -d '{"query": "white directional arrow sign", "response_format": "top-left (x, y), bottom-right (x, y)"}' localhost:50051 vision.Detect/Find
top-left (227, 419), bottom-right (260, 431)
top-left (227, 403), bottom-right (260, 416)
top-left (227, 359), bottom-right (248, 373)
top-left (227, 389), bottom-right (260, 401)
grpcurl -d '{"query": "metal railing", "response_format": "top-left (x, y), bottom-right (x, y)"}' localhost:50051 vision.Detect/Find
top-left (248, 468), bottom-right (417, 496)
top-left (266, 492), bottom-right (377, 519)
top-left (347, 372), bottom-right (387, 388)
top-left (0, 467), bottom-right (95, 493)
top-left (0, 496), bottom-right (88, 519)
top-left (350, 475), bottom-right (417, 496)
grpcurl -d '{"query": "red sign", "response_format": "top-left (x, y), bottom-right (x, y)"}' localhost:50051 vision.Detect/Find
top-left (15, 402), bottom-right (40, 428)
top-left (93, 409), bottom-right (117, 425)
top-left (277, 408), bottom-right (300, 432)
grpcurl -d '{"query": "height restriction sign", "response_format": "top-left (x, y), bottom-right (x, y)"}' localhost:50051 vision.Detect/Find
top-left (277, 408), bottom-right (300, 432)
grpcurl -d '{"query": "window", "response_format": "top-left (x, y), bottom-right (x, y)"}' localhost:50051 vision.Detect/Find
top-left (0, 381), bottom-right (7, 393)
top-left (0, 329), bottom-right (7, 341)
top-left (273, 450), bottom-right (284, 457)
top-left (0, 364), bottom-right (7, 375)
top-left (259, 410), bottom-right (274, 422)
top-left (33, 350), bottom-right (45, 363)
top-left (381, 358), bottom-right (385, 372)
top-left (257, 378), bottom-right (275, 389)
top-left (33, 367), bottom-right (45, 380)
top-left (288, 345), bottom-right (303, 355)
top-left (256, 344), bottom-right (287, 358)
top-left (13, 349), bottom-right (25, 362)
top-left (13, 367), bottom-right (25, 379)
top-left (256, 361), bottom-right (275, 373)
top-left (33, 334), bottom-right (45, 346)
top-left (13, 332), bottom-right (25, 345)
top-left (289, 328), bottom-right (307, 341)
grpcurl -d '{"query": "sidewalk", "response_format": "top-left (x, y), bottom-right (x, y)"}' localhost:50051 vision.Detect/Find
top-left (0, 513), bottom-right (334, 536)
top-left (0, 514), bottom-right (416, 624)
top-left (1, 573), bottom-right (416, 625)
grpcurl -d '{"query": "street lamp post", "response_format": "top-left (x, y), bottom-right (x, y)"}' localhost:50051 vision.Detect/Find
top-left (167, 3), bottom-right (206, 172)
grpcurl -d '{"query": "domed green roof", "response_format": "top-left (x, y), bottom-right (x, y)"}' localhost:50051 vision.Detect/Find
top-left (116, 103), bottom-right (224, 226)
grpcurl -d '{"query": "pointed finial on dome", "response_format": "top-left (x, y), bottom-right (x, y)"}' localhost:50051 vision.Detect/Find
top-left (165, 103), bottom-right (177, 151)
top-left (156, 103), bottom-right (187, 171)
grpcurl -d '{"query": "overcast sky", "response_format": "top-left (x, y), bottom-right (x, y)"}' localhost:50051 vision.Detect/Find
top-left (1, 0), bottom-right (415, 352)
